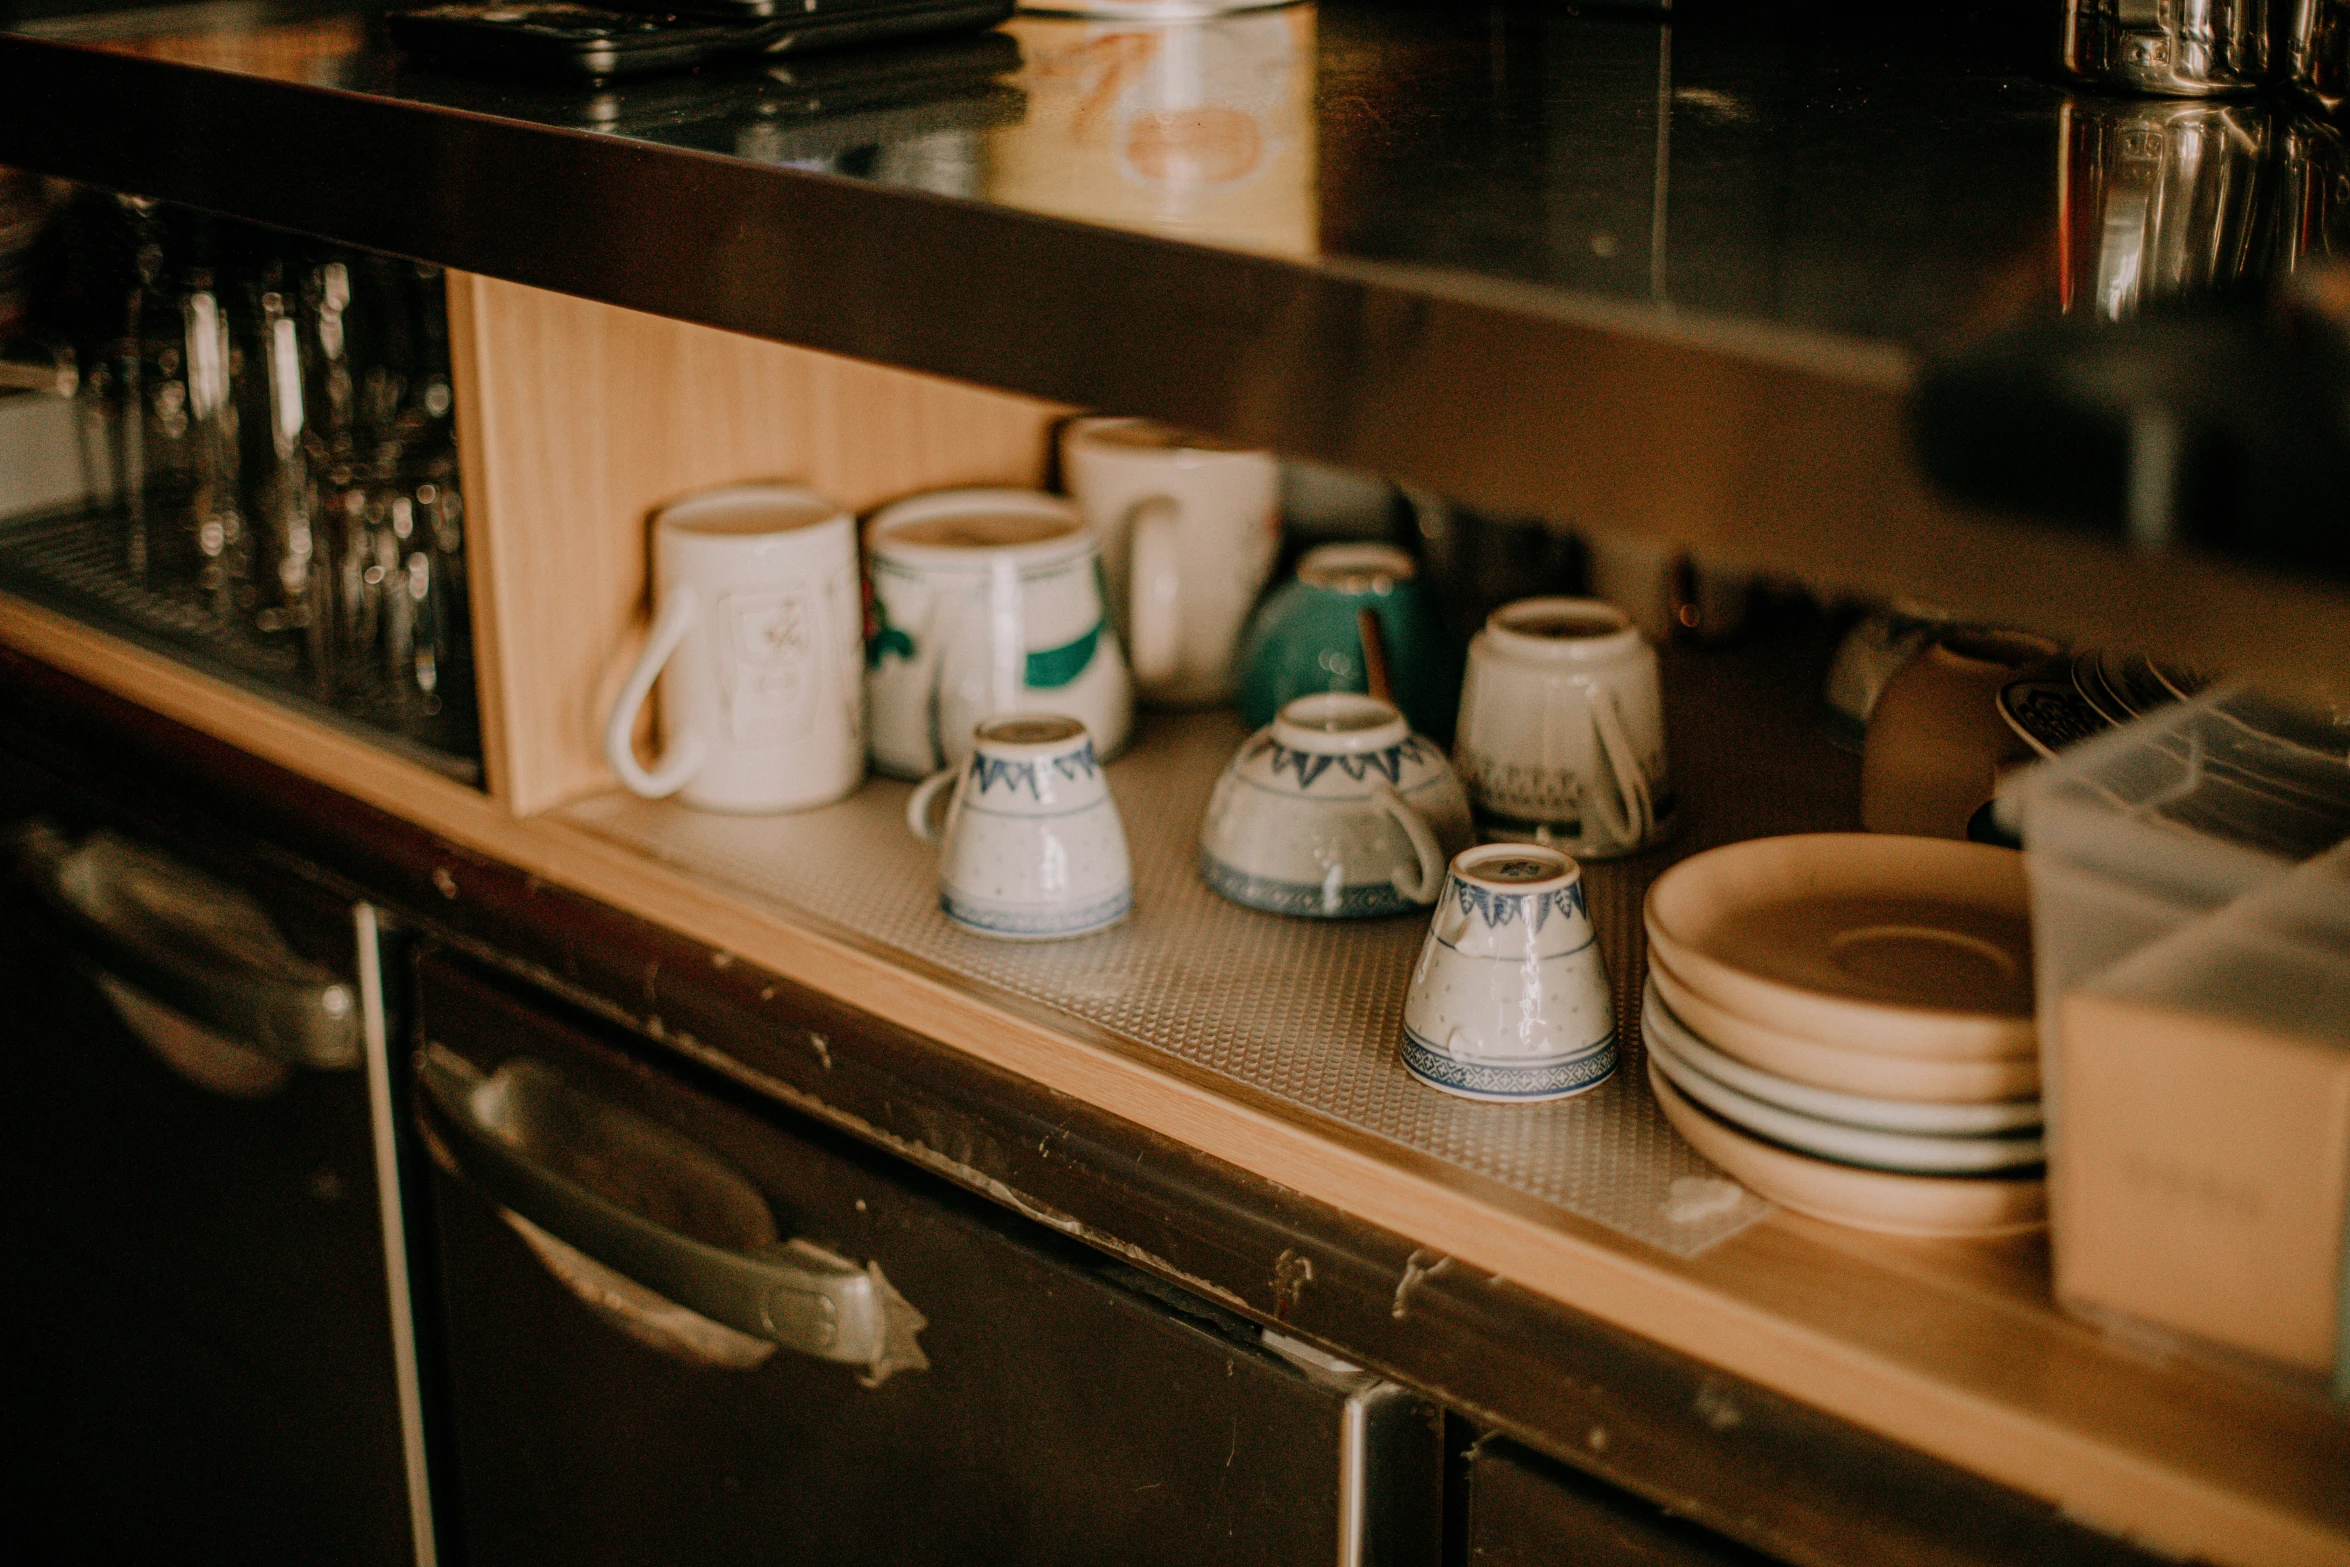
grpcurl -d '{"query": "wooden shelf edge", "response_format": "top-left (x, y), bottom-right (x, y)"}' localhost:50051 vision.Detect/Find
top-left (2, 592), bottom-right (2341, 1567)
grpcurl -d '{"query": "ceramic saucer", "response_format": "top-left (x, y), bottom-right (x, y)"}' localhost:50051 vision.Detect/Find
top-left (1647, 957), bottom-right (2041, 1103)
top-left (2151, 659), bottom-right (2213, 703)
top-left (2099, 651), bottom-right (2198, 719)
top-left (1642, 980), bottom-right (2039, 1136)
top-left (1643, 835), bottom-right (2036, 1061)
top-left (1999, 672), bottom-right (2108, 760)
top-left (2071, 650), bottom-right (2132, 726)
top-left (1648, 1061), bottom-right (2047, 1239)
top-left (1644, 1012), bottom-right (2043, 1173)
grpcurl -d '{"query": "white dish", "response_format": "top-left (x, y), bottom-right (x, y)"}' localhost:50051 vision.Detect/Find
top-left (1645, 1022), bottom-right (2044, 1175)
top-left (1641, 981), bottom-right (2039, 1136)
top-left (1644, 834), bottom-right (2036, 1061)
top-left (1648, 957), bottom-right (2040, 1103)
top-left (1648, 1061), bottom-right (2048, 1239)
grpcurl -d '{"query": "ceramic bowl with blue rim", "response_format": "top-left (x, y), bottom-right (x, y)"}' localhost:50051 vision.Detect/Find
top-left (911, 713), bottom-right (1133, 941)
top-left (1401, 843), bottom-right (1617, 1102)
top-left (1198, 692), bottom-right (1473, 919)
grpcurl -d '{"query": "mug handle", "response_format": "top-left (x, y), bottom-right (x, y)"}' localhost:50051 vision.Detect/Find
top-left (604, 585), bottom-right (707, 799)
top-left (1125, 495), bottom-right (1183, 688)
top-left (987, 557), bottom-right (1025, 716)
top-left (1372, 781), bottom-right (1447, 905)
top-left (906, 763), bottom-right (960, 845)
top-left (882, 586), bottom-right (947, 772)
top-left (1588, 689), bottom-right (1655, 850)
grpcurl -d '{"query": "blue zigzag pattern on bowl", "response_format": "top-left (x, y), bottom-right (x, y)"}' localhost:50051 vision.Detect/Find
top-left (967, 742), bottom-right (1100, 800)
top-left (1246, 732), bottom-right (1438, 791)
top-left (1453, 877), bottom-right (1587, 931)
top-left (1198, 850), bottom-right (1420, 919)
top-left (941, 883), bottom-right (1130, 936)
top-left (1399, 1026), bottom-right (1618, 1100)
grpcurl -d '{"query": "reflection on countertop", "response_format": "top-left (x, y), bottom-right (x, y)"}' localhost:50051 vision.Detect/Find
top-left (19, 0), bottom-right (2350, 350)
top-left (2059, 95), bottom-right (2350, 320)
top-left (992, 9), bottom-right (1316, 258)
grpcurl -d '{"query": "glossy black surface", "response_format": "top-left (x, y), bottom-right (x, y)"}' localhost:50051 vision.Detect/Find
top-left (0, 752), bottom-right (416, 1565)
top-left (417, 950), bottom-right (1442, 1567)
top-left (11, 0), bottom-right (2070, 352)
top-left (8, 0), bottom-right (2350, 685)
top-left (1314, 4), bottom-right (2063, 347)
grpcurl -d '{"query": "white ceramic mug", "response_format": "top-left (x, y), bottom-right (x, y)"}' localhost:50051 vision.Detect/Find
top-left (1198, 692), bottom-right (1473, 919)
top-left (1582, 526), bottom-right (1750, 645)
top-left (1453, 597), bottom-right (1673, 858)
top-left (907, 714), bottom-right (1133, 940)
top-left (603, 483), bottom-right (863, 814)
top-left (864, 489), bottom-right (1134, 780)
top-left (1400, 843), bottom-right (1618, 1102)
top-left (1060, 417), bottom-right (1281, 708)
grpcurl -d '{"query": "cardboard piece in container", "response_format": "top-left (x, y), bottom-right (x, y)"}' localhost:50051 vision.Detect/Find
top-left (2054, 842), bottom-right (2350, 1389)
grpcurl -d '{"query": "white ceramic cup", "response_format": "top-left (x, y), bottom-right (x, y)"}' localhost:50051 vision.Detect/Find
top-left (1581, 526), bottom-right (1750, 645)
top-left (1453, 597), bottom-right (1673, 858)
top-left (603, 483), bottom-right (864, 814)
top-left (907, 714), bottom-right (1133, 940)
top-left (1400, 843), bottom-right (1618, 1102)
top-left (864, 488), bottom-right (1134, 780)
top-left (1060, 417), bottom-right (1281, 708)
top-left (1198, 691), bottom-right (1473, 919)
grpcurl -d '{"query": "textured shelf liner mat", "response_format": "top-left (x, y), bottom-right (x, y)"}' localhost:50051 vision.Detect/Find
top-left (562, 629), bottom-right (1863, 1259)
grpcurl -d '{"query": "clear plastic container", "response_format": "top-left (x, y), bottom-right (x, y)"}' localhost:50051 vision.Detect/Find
top-left (2014, 686), bottom-right (2350, 1030)
top-left (2007, 687), bottom-right (2350, 1401)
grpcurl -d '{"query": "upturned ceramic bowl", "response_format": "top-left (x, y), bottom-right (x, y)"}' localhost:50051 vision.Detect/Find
top-left (1400, 843), bottom-right (1617, 1102)
top-left (1198, 692), bottom-right (1472, 919)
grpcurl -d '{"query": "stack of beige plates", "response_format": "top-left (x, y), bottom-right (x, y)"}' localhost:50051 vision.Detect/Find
top-left (1642, 834), bottom-right (2045, 1239)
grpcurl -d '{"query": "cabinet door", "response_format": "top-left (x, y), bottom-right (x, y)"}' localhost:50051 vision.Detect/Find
top-left (0, 788), bottom-right (417, 1565)
top-left (1464, 1438), bottom-right (1774, 1566)
top-left (414, 952), bottom-right (1441, 1567)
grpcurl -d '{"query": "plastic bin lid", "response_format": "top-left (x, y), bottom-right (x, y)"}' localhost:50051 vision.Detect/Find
top-left (2009, 685), bottom-right (2350, 867)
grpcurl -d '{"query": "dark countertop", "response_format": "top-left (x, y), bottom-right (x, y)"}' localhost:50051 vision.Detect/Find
top-left (3, 0), bottom-right (2347, 684)
top-left (12, 1), bottom-right (2069, 350)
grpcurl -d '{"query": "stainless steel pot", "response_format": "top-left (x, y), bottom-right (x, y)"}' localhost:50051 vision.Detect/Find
top-left (2285, 0), bottom-right (2350, 115)
top-left (2059, 95), bottom-right (2276, 317)
top-left (2063, 0), bottom-right (2278, 96)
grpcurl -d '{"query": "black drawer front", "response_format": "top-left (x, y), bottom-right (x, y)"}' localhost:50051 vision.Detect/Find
top-left (0, 768), bottom-right (413, 1563)
top-left (413, 952), bottom-right (1440, 1567)
top-left (1465, 1439), bottom-right (1775, 1567)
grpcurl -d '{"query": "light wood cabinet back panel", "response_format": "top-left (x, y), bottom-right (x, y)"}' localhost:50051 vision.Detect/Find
top-left (448, 272), bottom-right (1068, 815)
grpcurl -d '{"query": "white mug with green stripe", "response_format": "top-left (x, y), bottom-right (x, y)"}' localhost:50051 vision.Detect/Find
top-left (863, 489), bottom-right (1133, 780)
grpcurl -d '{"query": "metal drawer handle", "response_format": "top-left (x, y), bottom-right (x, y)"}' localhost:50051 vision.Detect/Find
top-left (9, 820), bottom-right (359, 1071)
top-left (415, 1043), bottom-right (928, 1384)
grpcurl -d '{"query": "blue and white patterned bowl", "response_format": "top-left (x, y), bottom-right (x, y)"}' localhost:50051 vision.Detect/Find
top-left (1198, 692), bottom-right (1473, 920)
top-left (1400, 843), bottom-right (1617, 1102)
top-left (911, 713), bottom-right (1132, 941)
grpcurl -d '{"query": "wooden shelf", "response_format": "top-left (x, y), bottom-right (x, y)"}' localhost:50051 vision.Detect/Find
top-left (6, 589), bottom-right (2344, 1567)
